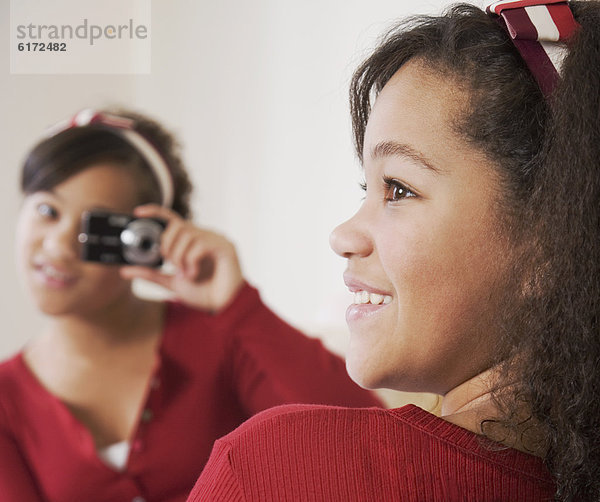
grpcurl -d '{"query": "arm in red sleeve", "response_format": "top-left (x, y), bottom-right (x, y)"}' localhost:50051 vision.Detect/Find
top-left (0, 426), bottom-right (45, 502)
top-left (187, 440), bottom-right (245, 502)
top-left (214, 283), bottom-right (383, 413)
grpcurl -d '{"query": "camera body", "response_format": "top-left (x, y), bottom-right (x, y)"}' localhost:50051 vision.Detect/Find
top-left (79, 210), bottom-right (166, 268)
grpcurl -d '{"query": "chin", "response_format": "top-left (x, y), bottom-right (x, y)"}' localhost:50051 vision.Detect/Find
top-left (345, 357), bottom-right (386, 390)
top-left (29, 291), bottom-right (81, 317)
top-left (346, 355), bottom-right (434, 394)
top-left (34, 301), bottom-right (74, 317)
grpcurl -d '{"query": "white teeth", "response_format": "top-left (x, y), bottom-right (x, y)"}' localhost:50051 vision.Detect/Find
top-left (43, 265), bottom-right (69, 280)
top-left (370, 293), bottom-right (384, 305)
top-left (353, 290), bottom-right (392, 305)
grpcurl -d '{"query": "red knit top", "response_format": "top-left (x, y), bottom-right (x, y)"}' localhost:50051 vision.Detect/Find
top-left (189, 403), bottom-right (556, 501)
top-left (0, 284), bottom-right (381, 502)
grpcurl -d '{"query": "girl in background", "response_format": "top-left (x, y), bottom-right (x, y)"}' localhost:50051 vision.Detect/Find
top-left (0, 109), bottom-right (381, 502)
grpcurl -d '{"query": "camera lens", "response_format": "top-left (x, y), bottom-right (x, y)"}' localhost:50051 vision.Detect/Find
top-left (139, 237), bottom-right (154, 251)
top-left (120, 218), bottom-right (164, 267)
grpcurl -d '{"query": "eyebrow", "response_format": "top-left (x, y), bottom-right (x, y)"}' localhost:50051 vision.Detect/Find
top-left (369, 141), bottom-right (443, 174)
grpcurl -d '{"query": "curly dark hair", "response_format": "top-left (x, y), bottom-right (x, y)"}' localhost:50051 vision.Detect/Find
top-left (349, 2), bottom-right (600, 500)
top-left (21, 108), bottom-right (193, 218)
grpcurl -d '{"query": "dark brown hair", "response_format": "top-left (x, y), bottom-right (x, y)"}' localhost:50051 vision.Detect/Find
top-left (350, 2), bottom-right (600, 500)
top-left (21, 109), bottom-right (193, 218)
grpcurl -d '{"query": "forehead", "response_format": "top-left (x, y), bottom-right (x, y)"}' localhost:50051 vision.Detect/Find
top-left (363, 61), bottom-right (503, 199)
top-left (365, 61), bottom-right (496, 174)
top-left (365, 61), bottom-right (467, 158)
top-left (51, 163), bottom-right (142, 211)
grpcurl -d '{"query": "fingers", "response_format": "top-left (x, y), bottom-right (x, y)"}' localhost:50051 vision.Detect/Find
top-left (132, 203), bottom-right (188, 263)
top-left (133, 204), bottom-right (178, 221)
top-left (167, 228), bottom-right (233, 280)
top-left (160, 218), bottom-right (190, 263)
top-left (183, 241), bottom-right (212, 280)
top-left (180, 238), bottom-right (223, 281)
top-left (171, 232), bottom-right (196, 274)
top-left (120, 265), bottom-right (175, 290)
top-left (133, 205), bottom-right (198, 271)
top-left (160, 220), bottom-right (208, 276)
top-left (132, 204), bottom-right (241, 283)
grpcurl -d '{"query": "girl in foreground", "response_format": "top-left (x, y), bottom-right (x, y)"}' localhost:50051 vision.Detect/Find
top-left (0, 109), bottom-right (381, 501)
top-left (189, 1), bottom-right (600, 500)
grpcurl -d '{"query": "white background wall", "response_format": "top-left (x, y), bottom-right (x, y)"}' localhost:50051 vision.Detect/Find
top-left (1, 0), bottom-right (459, 407)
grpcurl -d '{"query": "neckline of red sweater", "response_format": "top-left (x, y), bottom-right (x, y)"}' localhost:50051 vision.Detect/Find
top-left (390, 404), bottom-right (551, 482)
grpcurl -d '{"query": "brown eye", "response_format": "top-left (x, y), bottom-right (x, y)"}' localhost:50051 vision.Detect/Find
top-left (383, 177), bottom-right (416, 202)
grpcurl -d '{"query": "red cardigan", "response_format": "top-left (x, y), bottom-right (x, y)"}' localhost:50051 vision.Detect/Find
top-left (0, 284), bottom-right (381, 502)
top-left (189, 404), bottom-right (556, 501)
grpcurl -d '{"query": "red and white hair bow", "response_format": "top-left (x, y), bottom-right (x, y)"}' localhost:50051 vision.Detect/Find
top-left (485, 0), bottom-right (580, 95)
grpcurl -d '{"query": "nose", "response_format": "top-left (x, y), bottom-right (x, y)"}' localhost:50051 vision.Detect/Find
top-left (43, 220), bottom-right (80, 261)
top-left (329, 208), bottom-right (373, 259)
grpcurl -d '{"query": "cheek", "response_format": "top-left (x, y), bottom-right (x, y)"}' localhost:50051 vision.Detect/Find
top-left (70, 266), bottom-right (132, 313)
top-left (377, 216), bottom-right (456, 296)
top-left (379, 210), bottom-right (506, 329)
top-left (81, 265), bottom-right (128, 292)
top-left (15, 221), bottom-right (36, 274)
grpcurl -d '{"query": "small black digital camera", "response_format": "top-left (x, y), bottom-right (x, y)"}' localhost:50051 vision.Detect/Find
top-left (79, 210), bottom-right (167, 268)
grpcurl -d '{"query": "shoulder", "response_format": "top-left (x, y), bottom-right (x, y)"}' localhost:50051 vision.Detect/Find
top-left (218, 403), bottom-right (553, 480)
top-left (219, 403), bottom-right (402, 447)
top-left (196, 404), bottom-right (554, 501)
top-left (0, 354), bottom-right (30, 426)
top-left (224, 402), bottom-right (441, 433)
top-left (0, 353), bottom-right (25, 389)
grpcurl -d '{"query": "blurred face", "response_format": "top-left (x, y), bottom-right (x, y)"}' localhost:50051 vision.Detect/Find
top-left (16, 164), bottom-right (141, 317)
top-left (330, 62), bottom-right (512, 395)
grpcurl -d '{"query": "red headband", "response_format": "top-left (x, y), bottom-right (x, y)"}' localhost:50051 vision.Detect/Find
top-left (46, 109), bottom-right (175, 208)
top-left (486, 0), bottom-right (580, 96)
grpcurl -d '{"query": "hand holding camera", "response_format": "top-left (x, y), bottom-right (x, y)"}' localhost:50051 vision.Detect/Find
top-left (82, 204), bottom-right (244, 313)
